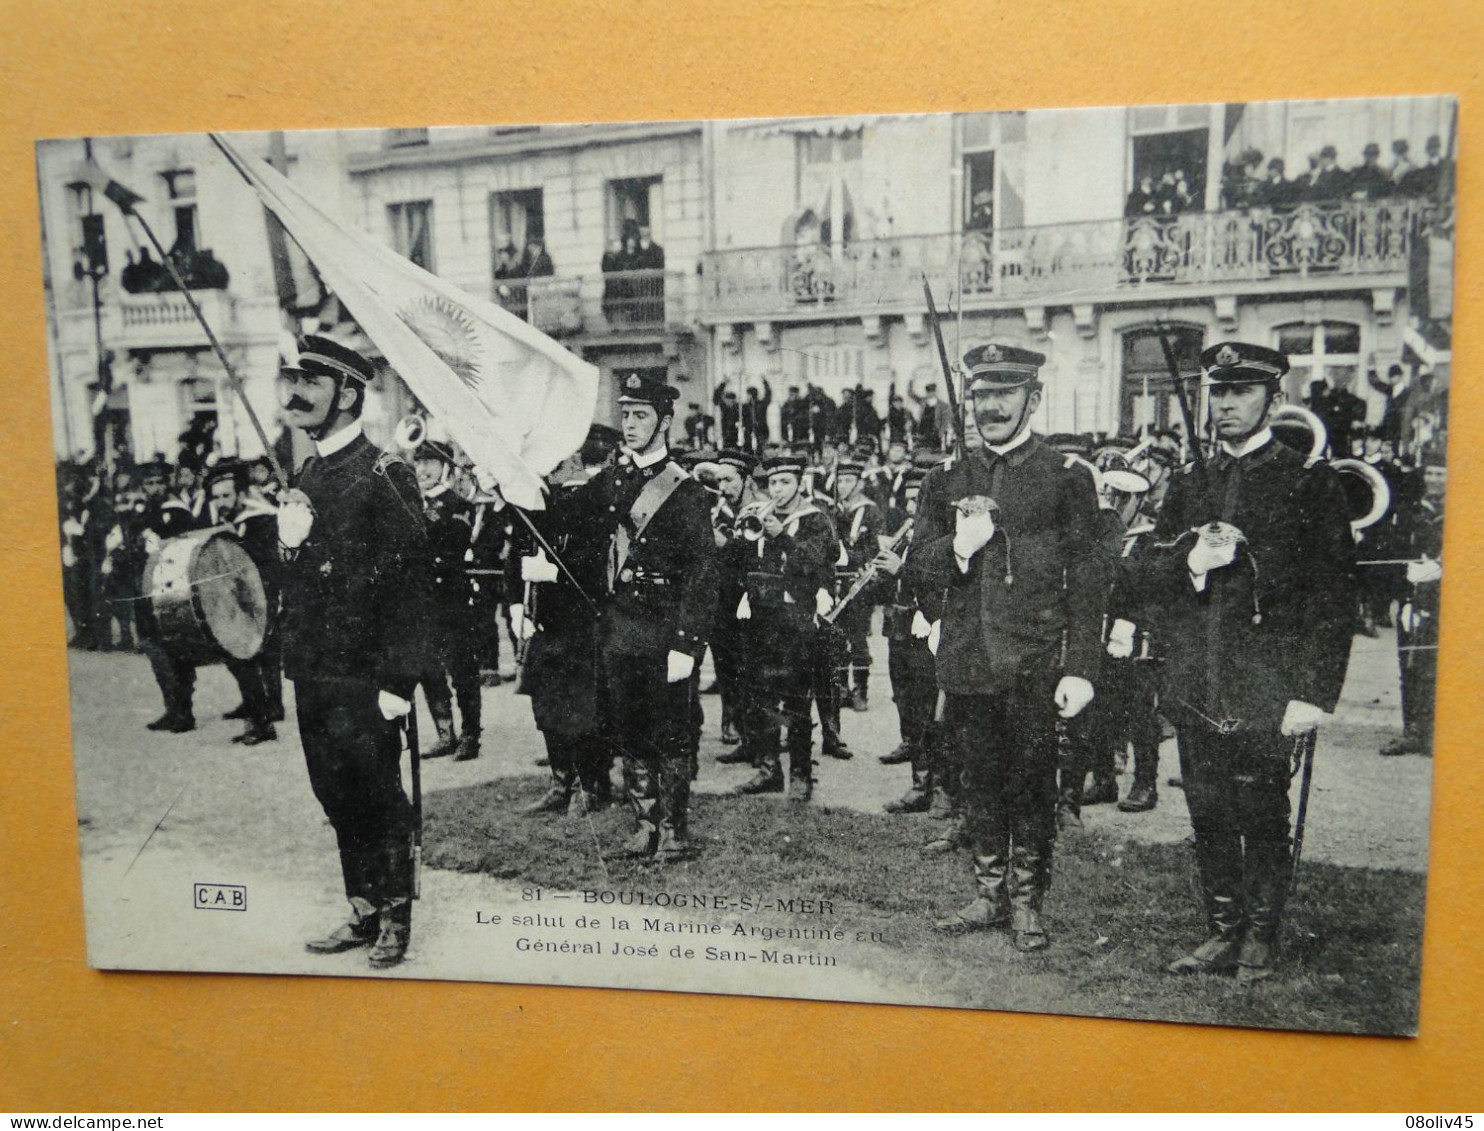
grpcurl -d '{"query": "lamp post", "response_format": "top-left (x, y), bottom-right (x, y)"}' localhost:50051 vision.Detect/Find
top-left (71, 142), bottom-right (116, 475)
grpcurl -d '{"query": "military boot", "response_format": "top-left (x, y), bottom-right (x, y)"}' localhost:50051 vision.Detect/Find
top-left (1118, 754), bottom-right (1158, 812)
top-left (523, 769), bottom-right (574, 815)
top-left (879, 743), bottom-right (913, 765)
top-left (735, 751), bottom-right (784, 795)
top-left (884, 768), bottom-right (932, 814)
top-left (1236, 840), bottom-right (1290, 984)
top-left (933, 852), bottom-right (1011, 933)
top-left (1167, 893), bottom-right (1245, 975)
top-left (452, 731), bottom-right (481, 762)
top-left (305, 897), bottom-right (379, 955)
top-left (850, 666), bottom-right (870, 712)
top-left (421, 701), bottom-right (458, 760)
top-left (367, 902), bottom-right (411, 969)
top-left (1008, 841), bottom-right (1051, 952)
top-left (787, 751), bottom-right (814, 803)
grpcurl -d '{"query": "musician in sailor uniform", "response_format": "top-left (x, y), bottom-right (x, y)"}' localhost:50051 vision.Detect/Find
top-left (706, 448), bottom-right (760, 756)
top-left (412, 440), bottom-right (484, 763)
top-left (1134, 342), bottom-right (1356, 982)
top-left (725, 453), bottom-right (839, 801)
top-left (275, 334), bottom-right (434, 969)
top-left (205, 460), bottom-right (283, 746)
top-left (134, 459), bottom-right (205, 733)
top-left (539, 372), bottom-right (718, 860)
top-left (906, 343), bottom-right (1107, 951)
top-left (830, 457), bottom-right (889, 712)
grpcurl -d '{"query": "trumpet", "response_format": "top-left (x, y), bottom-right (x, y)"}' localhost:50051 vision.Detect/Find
top-left (393, 413), bottom-right (504, 505)
top-left (737, 500), bottom-right (776, 541)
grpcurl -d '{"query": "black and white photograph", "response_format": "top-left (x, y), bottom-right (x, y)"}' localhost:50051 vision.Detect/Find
top-left (40, 95), bottom-right (1455, 1036)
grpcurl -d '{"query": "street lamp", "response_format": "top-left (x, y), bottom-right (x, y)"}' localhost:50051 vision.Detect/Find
top-left (68, 161), bottom-right (116, 474)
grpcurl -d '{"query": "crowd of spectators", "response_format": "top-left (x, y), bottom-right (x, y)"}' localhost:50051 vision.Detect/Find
top-left (1220, 134), bottom-right (1453, 211)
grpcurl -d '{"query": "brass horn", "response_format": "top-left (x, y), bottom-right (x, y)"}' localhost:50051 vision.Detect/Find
top-left (1270, 404), bottom-right (1329, 461)
top-left (1332, 458), bottom-right (1392, 533)
top-left (393, 413), bottom-right (427, 452)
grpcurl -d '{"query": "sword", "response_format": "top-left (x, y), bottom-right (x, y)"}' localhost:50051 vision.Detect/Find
top-left (406, 705), bottom-right (423, 900)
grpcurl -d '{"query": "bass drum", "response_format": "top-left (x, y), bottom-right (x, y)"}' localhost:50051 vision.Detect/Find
top-left (145, 529), bottom-right (268, 665)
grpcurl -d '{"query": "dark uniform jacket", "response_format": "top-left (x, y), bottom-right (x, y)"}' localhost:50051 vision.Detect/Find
top-left (906, 437), bottom-right (1108, 697)
top-left (1142, 435), bottom-right (1356, 731)
top-left (557, 452), bottom-right (719, 661)
top-left (721, 502), bottom-right (836, 671)
top-left (422, 487), bottom-right (477, 618)
top-left (833, 493), bottom-right (890, 598)
top-left (279, 432), bottom-right (432, 698)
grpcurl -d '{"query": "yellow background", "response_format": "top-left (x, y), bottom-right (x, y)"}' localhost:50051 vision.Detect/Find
top-left (1, 0), bottom-right (1480, 1111)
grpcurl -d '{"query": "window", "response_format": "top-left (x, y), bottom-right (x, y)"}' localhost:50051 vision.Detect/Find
top-left (388, 200), bottom-right (434, 271)
top-left (606, 176), bottom-right (663, 245)
top-left (963, 151), bottom-right (995, 233)
top-left (1275, 321), bottom-right (1362, 404)
top-left (1119, 325), bottom-right (1204, 435)
top-left (162, 169), bottom-right (198, 257)
top-left (796, 131), bottom-right (862, 249)
top-left (490, 189), bottom-right (544, 266)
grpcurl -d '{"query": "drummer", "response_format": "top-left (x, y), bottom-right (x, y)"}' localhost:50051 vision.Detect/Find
top-left (134, 459), bottom-right (204, 733)
top-left (206, 460), bottom-right (283, 746)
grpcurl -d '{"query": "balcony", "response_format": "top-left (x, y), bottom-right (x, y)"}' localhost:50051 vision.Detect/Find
top-left (492, 269), bottom-right (696, 338)
top-left (700, 198), bottom-right (1444, 320)
top-left (116, 290), bottom-right (236, 350)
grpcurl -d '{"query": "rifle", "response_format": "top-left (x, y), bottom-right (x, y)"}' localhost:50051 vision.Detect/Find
top-left (922, 276), bottom-right (964, 458)
top-left (1290, 730), bottom-right (1318, 879)
top-left (822, 518), bottom-right (913, 624)
top-left (1154, 321), bottom-right (1208, 495)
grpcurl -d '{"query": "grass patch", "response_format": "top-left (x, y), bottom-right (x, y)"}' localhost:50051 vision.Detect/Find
top-left (424, 775), bottom-right (1423, 1035)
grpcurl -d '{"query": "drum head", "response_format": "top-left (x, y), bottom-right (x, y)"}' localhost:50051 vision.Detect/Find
top-left (192, 535), bottom-right (268, 660)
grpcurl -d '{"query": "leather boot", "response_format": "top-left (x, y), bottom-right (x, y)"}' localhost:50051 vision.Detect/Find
top-left (452, 732), bottom-right (481, 762)
top-left (421, 702), bottom-right (458, 760)
top-left (234, 719), bottom-right (278, 746)
top-left (1009, 842), bottom-right (1050, 952)
top-left (850, 666), bottom-right (870, 712)
top-left (1120, 740), bottom-right (1159, 811)
top-left (523, 770), bottom-right (573, 816)
top-left (1236, 840), bottom-right (1290, 984)
top-left (621, 788), bottom-right (660, 856)
top-left (933, 852), bottom-right (1011, 933)
top-left (1118, 781), bottom-right (1157, 812)
top-left (1168, 893), bottom-right (1245, 974)
top-left (736, 751), bottom-right (784, 795)
top-left (922, 820), bottom-right (968, 854)
top-left (884, 768), bottom-right (932, 814)
top-left (367, 903), bottom-right (411, 969)
top-left (879, 743), bottom-right (913, 765)
top-left (305, 898), bottom-right (379, 954)
top-left (787, 753), bottom-right (814, 803)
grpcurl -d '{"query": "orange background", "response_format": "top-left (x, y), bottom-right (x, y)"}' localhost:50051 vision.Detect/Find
top-left (1, 0), bottom-right (1480, 1111)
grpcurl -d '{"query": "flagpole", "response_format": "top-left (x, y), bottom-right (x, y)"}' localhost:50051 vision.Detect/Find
top-left (115, 200), bottom-right (289, 487)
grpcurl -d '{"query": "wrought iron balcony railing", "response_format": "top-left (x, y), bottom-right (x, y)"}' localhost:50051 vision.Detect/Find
top-left (699, 198), bottom-right (1446, 319)
top-left (493, 268), bottom-right (695, 337)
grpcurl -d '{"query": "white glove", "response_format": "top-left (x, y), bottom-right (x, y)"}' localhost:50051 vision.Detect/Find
top-left (815, 588), bottom-right (834, 618)
top-left (278, 488), bottom-right (315, 549)
top-left (952, 509), bottom-right (996, 562)
top-left (143, 530), bottom-right (162, 557)
top-left (61, 545), bottom-right (77, 568)
top-left (509, 602), bottom-right (537, 641)
top-left (910, 610), bottom-right (932, 639)
top-left (1406, 556), bottom-right (1442, 585)
top-left (1055, 675), bottom-right (1096, 718)
top-left (378, 691), bottom-right (412, 721)
top-left (104, 525), bottom-right (124, 552)
top-left (1280, 699), bottom-right (1327, 737)
top-left (1106, 618), bottom-right (1136, 659)
top-left (1399, 602), bottom-right (1423, 633)
top-left (521, 552), bottom-right (558, 583)
top-left (667, 650), bottom-right (696, 683)
top-left (1187, 537), bottom-right (1237, 588)
top-left (736, 592), bottom-right (752, 620)
top-left (62, 518), bottom-right (85, 538)
top-left (927, 619), bottom-right (942, 655)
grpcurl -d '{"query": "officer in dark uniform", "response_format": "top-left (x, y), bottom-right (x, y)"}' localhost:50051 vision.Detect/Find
top-left (276, 334), bottom-right (433, 969)
top-left (542, 372), bottom-right (718, 860)
top-left (1381, 451), bottom-right (1445, 757)
top-left (1141, 342), bottom-right (1356, 982)
top-left (725, 453), bottom-right (838, 801)
top-left (706, 447), bottom-right (760, 760)
top-left (466, 491), bottom-right (512, 686)
top-left (205, 460), bottom-right (282, 746)
top-left (134, 460), bottom-right (204, 732)
top-left (413, 440), bottom-right (483, 763)
top-left (908, 344), bottom-right (1107, 951)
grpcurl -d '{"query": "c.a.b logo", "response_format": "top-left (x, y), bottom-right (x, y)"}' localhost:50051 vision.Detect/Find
top-left (194, 882), bottom-right (247, 912)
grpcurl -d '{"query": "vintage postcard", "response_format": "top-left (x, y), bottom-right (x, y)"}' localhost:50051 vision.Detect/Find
top-left (41, 94), bottom-right (1454, 1034)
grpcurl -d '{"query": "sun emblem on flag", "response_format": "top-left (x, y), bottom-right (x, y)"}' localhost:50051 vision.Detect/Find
top-left (399, 296), bottom-right (484, 390)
